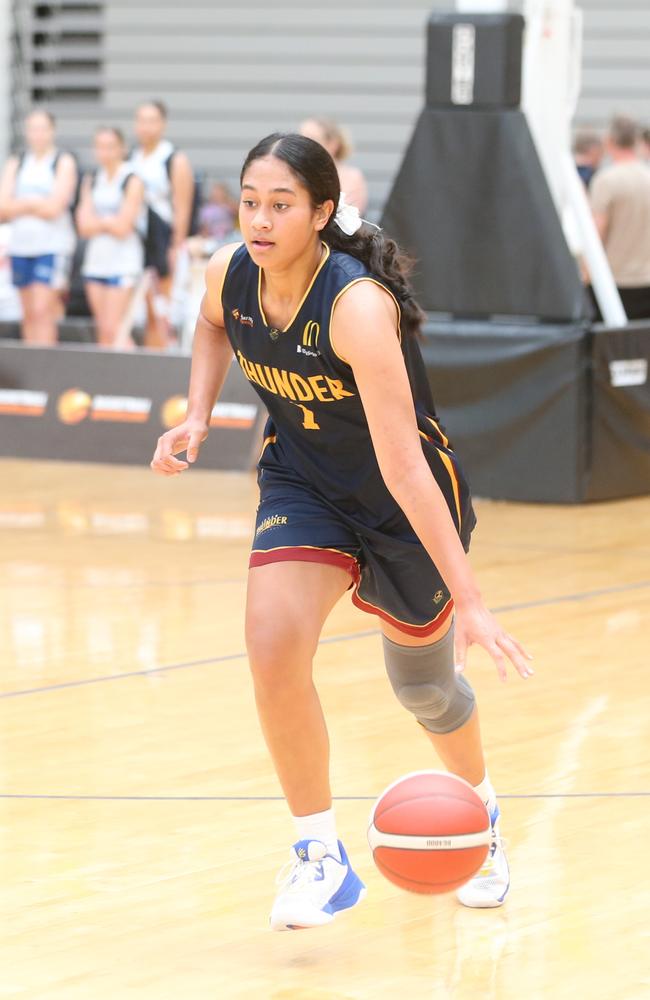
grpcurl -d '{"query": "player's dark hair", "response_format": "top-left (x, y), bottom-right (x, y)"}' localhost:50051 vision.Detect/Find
top-left (240, 132), bottom-right (424, 338)
top-left (96, 125), bottom-right (125, 145)
top-left (139, 99), bottom-right (168, 120)
top-left (27, 108), bottom-right (56, 127)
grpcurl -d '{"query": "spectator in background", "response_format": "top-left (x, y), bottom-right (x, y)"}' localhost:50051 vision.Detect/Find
top-left (198, 182), bottom-right (238, 243)
top-left (640, 127), bottom-right (650, 164)
top-left (590, 115), bottom-right (650, 320)
top-left (0, 109), bottom-right (77, 345)
top-left (299, 118), bottom-right (368, 213)
top-left (573, 129), bottom-right (603, 188)
top-left (75, 127), bottom-right (145, 349)
top-left (129, 100), bottom-right (194, 349)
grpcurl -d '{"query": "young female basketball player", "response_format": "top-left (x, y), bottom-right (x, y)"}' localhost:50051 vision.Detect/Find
top-left (151, 134), bottom-right (533, 930)
top-left (0, 110), bottom-right (77, 345)
top-left (76, 127), bottom-right (144, 348)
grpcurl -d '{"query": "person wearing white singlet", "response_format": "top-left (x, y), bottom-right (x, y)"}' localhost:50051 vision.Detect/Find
top-left (75, 127), bottom-right (145, 349)
top-left (0, 109), bottom-right (77, 345)
top-left (299, 118), bottom-right (369, 215)
top-left (129, 100), bottom-right (194, 349)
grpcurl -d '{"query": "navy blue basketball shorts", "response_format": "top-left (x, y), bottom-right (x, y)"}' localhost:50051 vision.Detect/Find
top-left (249, 474), bottom-right (455, 638)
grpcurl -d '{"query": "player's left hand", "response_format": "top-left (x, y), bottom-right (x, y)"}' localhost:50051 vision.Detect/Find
top-left (454, 600), bottom-right (533, 683)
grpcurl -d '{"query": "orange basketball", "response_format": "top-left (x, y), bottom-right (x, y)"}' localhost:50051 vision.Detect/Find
top-left (367, 770), bottom-right (490, 894)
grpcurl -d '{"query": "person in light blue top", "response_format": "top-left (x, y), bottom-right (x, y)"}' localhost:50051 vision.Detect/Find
top-left (76, 127), bottom-right (145, 349)
top-left (0, 109), bottom-right (77, 344)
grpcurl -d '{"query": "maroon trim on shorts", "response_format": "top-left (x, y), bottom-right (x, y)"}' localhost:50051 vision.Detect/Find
top-left (351, 589), bottom-right (455, 638)
top-left (249, 545), bottom-right (359, 586)
top-left (249, 544), bottom-right (454, 638)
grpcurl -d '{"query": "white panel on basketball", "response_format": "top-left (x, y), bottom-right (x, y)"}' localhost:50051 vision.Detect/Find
top-left (367, 825), bottom-right (491, 852)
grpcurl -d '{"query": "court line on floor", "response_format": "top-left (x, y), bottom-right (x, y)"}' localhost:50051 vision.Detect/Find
top-left (1, 792), bottom-right (648, 801)
top-left (0, 630), bottom-right (378, 700)
top-left (1, 579), bottom-right (647, 702)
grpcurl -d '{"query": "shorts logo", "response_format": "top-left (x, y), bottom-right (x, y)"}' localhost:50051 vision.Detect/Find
top-left (433, 590), bottom-right (444, 604)
top-left (256, 514), bottom-right (288, 536)
top-left (302, 320), bottom-right (320, 349)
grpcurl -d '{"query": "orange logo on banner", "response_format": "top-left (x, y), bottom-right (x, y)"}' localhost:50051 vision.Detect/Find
top-left (57, 388), bottom-right (92, 424)
top-left (161, 395), bottom-right (188, 429)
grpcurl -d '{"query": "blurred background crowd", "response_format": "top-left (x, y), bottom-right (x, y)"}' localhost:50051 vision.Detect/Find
top-left (1, 99), bottom-right (649, 350)
top-left (0, 101), bottom-right (369, 350)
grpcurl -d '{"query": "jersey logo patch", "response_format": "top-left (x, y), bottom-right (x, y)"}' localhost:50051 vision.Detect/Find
top-left (302, 320), bottom-right (320, 349)
top-left (232, 307), bottom-right (253, 327)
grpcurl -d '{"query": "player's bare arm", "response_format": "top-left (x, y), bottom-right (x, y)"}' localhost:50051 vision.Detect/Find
top-left (331, 281), bottom-right (533, 681)
top-left (150, 243), bottom-right (240, 476)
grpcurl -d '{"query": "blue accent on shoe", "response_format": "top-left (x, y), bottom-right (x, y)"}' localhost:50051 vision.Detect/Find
top-left (489, 804), bottom-right (500, 827)
top-left (321, 840), bottom-right (366, 916)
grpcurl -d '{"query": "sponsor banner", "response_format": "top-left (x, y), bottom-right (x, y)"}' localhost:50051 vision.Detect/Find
top-left (0, 341), bottom-right (263, 469)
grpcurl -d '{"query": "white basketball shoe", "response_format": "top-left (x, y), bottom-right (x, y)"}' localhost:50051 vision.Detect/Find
top-left (456, 803), bottom-right (510, 908)
top-left (270, 839), bottom-right (366, 931)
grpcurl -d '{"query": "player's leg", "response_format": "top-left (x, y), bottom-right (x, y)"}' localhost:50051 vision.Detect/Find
top-left (246, 559), bottom-right (366, 929)
top-left (381, 619), bottom-right (509, 907)
top-left (84, 281), bottom-right (109, 345)
top-left (17, 285), bottom-right (35, 341)
top-left (28, 280), bottom-right (59, 345)
top-left (144, 273), bottom-right (172, 348)
top-left (101, 285), bottom-right (135, 348)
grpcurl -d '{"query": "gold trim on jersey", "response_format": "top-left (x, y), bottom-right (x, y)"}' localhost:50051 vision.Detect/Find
top-left (436, 448), bottom-right (462, 531)
top-left (426, 415), bottom-right (450, 449)
top-left (328, 277), bottom-right (403, 366)
top-left (257, 242), bottom-right (331, 332)
top-left (218, 242), bottom-right (244, 310)
top-left (258, 433), bottom-right (277, 461)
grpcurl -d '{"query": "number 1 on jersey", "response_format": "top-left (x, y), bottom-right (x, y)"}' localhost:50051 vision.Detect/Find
top-left (297, 404), bottom-right (320, 430)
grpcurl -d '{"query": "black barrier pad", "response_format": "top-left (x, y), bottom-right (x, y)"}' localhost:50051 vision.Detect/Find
top-left (585, 324), bottom-right (650, 501)
top-left (0, 342), bottom-right (262, 470)
top-left (381, 109), bottom-right (586, 322)
top-left (421, 320), bottom-right (589, 502)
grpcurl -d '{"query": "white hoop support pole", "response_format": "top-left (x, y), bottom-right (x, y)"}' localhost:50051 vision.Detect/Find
top-left (560, 151), bottom-right (627, 328)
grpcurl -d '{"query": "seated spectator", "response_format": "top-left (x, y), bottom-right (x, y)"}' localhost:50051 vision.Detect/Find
top-left (75, 127), bottom-right (145, 349)
top-left (198, 182), bottom-right (238, 242)
top-left (573, 129), bottom-right (603, 188)
top-left (299, 118), bottom-right (368, 213)
top-left (590, 115), bottom-right (650, 320)
top-left (0, 109), bottom-right (77, 345)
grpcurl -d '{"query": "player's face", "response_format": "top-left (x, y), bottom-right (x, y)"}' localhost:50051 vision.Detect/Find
top-left (25, 112), bottom-right (55, 154)
top-left (94, 130), bottom-right (124, 168)
top-left (134, 105), bottom-right (165, 147)
top-left (239, 156), bottom-right (333, 269)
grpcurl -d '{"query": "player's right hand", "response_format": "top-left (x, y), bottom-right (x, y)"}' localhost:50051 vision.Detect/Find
top-left (150, 419), bottom-right (209, 476)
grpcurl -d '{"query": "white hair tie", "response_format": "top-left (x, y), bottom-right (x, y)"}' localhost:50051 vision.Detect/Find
top-left (334, 192), bottom-right (381, 236)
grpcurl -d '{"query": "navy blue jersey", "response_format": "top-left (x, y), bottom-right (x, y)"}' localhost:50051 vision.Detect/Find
top-left (221, 242), bottom-right (474, 547)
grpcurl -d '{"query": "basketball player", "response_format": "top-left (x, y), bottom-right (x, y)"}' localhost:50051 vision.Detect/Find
top-left (151, 134), bottom-right (533, 929)
top-left (130, 100), bottom-right (194, 348)
top-left (0, 109), bottom-right (77, 344)
top-left (76, 127), bottom-right (144, 348)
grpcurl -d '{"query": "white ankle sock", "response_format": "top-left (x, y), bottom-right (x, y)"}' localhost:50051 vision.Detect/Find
top-left (293, 808), bottom-right (341, 861)
top-left (473, 772), bottom-right (497, 813)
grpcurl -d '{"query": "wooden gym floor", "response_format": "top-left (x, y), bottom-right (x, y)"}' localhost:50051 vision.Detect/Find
top-left (1, 458), bottom-right (648, 1000)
